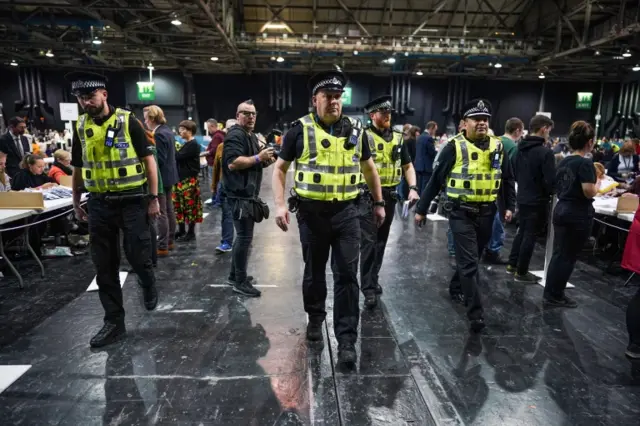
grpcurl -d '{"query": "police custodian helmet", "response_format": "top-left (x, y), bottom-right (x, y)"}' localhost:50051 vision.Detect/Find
top-left (65, 71), bottom-right (108, 96)
top-left (364, 95), bottom-right (393, 114)
top-left (307, 70), bottom-right (348, 95)
top-left (461, 98), bottom-right (492, 119)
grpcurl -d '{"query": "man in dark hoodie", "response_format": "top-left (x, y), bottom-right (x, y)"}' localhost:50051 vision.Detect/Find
top-left (506, 114), bottom-right (555, 282)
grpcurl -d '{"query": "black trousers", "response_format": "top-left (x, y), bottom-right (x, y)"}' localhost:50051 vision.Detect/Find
top-left (417, 172), bottom-right (432, 196)
top-left (449, 205), bottom-right (496, 320)
top-left (298, 200), bottom-right (360, 344)
top-left (627, 286), bottom-right (640, 346)
top-left (358, 189), bottom-right (397, 296)
top-left (88, 195), bottom-right (155, 325)
top-left (544, 210), bottom-right (592, 300)
top-left (508, 204), bottom-right (549, 275)
top-left (229, 217), bottom-right (255, 283)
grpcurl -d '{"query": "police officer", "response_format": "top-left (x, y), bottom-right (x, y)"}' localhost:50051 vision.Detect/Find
top-left (272, 70), bottom-right (385, 365)
top-left (357, 95), bottom-right (420, 309)
top-left (67, 72), bottom-right (160, 348)
top-left (414, 99), bottom-right (516, 332)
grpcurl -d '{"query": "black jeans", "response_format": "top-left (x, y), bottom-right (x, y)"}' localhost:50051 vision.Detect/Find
top-left (229, 217), bottom-right (255, 283)
top-left (298, 200), bottom-right (360, 344)
top-left (544, 207), bottom-right (593, 300)
top-left (449, 205), bottom-right (496, 320)
top-left (508, 204), bottom-right (549, 274)
top-left (358, 189), bottom-right (397, 296)
top-left (627, 286), bottom-right (640, 346)
top-left (88, 194), bottom-right (155, 325)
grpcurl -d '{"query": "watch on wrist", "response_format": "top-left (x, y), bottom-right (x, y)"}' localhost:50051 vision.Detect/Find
top-left (409, 185), bottom-right (419, 192)
top-left (148, 194), bottom-right (159, 201)
top-left (373, 200), bottom-right (386, 207)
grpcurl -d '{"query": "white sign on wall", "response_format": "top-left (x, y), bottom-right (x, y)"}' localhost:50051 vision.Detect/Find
top-left (59, 103), bottom-right (79, 121)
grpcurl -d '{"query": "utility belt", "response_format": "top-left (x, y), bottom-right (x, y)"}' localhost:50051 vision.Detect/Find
top-left (89, 186), bottom-right (147, 203)
top-left (443, 198), bottom-right (495, 216)
top-left (359, 185), bottom-right (399, 202)
top-left (287, 188), bottom-right (357, 213)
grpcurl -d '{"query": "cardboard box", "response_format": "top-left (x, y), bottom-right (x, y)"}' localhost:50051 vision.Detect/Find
top-left (0, 192), bottom-right (44, 210)
top-left (616, 196), bottom-right (639, 213)
top-left (59, 175), bottom-right (73, 188)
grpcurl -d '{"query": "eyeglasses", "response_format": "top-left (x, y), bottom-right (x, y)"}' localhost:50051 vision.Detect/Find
top-left (239, 111), bottom-right (257, 117)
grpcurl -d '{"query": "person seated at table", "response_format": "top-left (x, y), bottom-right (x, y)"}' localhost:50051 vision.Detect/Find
top-left (12, 154), bottom-right (57, 191)
top-left (594, 162), bottom-right (620, 195)
top-left (607, 140), bottom-right (639, 183)
top-left (45, 142), bottom-right (57, 157)
top-left (47, 149), bottom-right (73, 184)
top-left (0, 151), bottom-right (11, 191)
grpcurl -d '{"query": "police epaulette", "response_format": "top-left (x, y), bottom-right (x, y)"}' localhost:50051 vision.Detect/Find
top-left (290, 119), bottom-right (301, 128)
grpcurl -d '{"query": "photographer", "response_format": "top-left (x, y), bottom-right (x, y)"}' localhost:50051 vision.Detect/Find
top-left (222, 100), bottom-right (275, 297)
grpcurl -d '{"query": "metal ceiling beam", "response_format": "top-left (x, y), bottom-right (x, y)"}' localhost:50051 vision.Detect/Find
top-left (477, 0), bottom-right (510, 31)
top-left (335, 0), bottom-right (371, 36)
top-left (196, 0), bottom-right (245, 68)
top-left (537, 21), bottom-right (640, 63)
top-left (582, 0), bottom-right (592, 45)
top-left (514, 0), bottom-right (538, 30)
top-left (445, 0), bottom-right (461, 37)
top-left (411, 0), bottom-right (450, 36)
top-left (551, 0), bottom-right (584, 47)
top-left (261, 0), bottom-right (294, 33)
top-left (312, 0), bottom-right (317, 33)
top-left (378, 0), bottom-right (389, 33)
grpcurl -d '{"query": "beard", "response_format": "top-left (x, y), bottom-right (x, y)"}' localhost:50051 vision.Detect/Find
top-left (374, 117), bottom-right (391, 129)
top-left (83, 101), bottom-right (105, 117)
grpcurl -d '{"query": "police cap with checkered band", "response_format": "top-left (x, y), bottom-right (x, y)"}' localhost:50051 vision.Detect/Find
top-left (307, 70), bottom-right (347, 95)
top-left (461, 98), bottom-right (492, 119)
top-left (364, 95), bottom-right (393, 114)
top-left (65, 71), bottom-right (108, 96)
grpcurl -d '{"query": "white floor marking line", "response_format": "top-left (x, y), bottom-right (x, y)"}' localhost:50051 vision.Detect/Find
top-left (0, 365), bottom-right (31, 393)
top-left (426, 213), bottom-right (448, 221)
top-left (86, 272), bottom-right (129, 292)
top-left (203, 213), bottom-right (210, 219)
top-left (531, 270), bottom-right (575, 288)
top-left (204, 198), bottom-right (213, 204)
top-left (207, 284), bottom-right (278, 288)
top-left (170, 309), bottom-right (205, 313)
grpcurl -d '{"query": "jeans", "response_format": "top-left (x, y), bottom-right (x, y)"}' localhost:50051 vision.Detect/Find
top-left (229, 216), bottom-right (255, 283)
top-left (447, 227), bottom-right (455, 254)
top-left (157, 187), bottom-right (176, 250)
top-left (544, 206), bottom-right (592, 300)
top-left (397, 177), bottom-right (408, 201)
top-left (508, 204), bottom-right (548, 274)
top-left (220, 188), bottom-right (234, 245)
top-left (486, 209), bottom-right (505, 254)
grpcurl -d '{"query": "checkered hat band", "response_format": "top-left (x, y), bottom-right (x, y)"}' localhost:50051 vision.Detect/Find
top-left (313, 78), bottom-right (342, 93)
top-left (367, 100), bottom-right (392, 112)
top-left (464, 108), bottom-right (490, 118)
top-left (71, 80), bottom-right (105, 91)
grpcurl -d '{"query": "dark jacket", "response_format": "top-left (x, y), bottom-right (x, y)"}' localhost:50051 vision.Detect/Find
top-left (12, 170), bottom-right (54, 191)
top-left (414, 133), bottom-right (437, 173)
top-left (606, 153), bottom-right (640, 182)
top-left (0, 131), bottom-right (30, 178)
top-left (222, 125), bottom-right (263, 198)
top-left (175, 140), bottom-right (201, 181)
top-left (206, 130), bottom-right (225, 166)
top-left (153, 124), bottom-right (179, 188)
top-left (511, 135), bottom-right (555, 206)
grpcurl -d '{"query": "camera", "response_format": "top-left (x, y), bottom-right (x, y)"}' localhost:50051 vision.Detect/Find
top-left (428, 195), bottom-right (440, 214)
top-left (265, 129), bottom-right (283, 158)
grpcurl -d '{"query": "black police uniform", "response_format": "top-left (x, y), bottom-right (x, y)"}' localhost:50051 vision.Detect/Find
top-left (279, 71), bottom-right (373, 352)
top-left (67, 72), bottom-right (158, 348)
top-left (416, 99), bottom-right (516, 331)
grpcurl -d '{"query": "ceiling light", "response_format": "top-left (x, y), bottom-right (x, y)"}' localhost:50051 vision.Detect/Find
top-left (92, 38), bottom-right (102, 45)
top-left (353, 50), bottom-right (358, 55)
top-left (147, 63), bottom-right (154, 70)
top-left (264, 23), bottom-right (288, 29)
top-left (623, 49), bottom-right (632, 57)
top-left (539, 73), bottom-right (545, 79)
top-left (270, 56), bottom-right (276, 61)
top-left (45, 50), bottom-right (54, 57)
top-left (633, 64), bottom-right (640, 72)
top-left (416, 70), bottom-right (423, 76)
top-left (494, 62), bottom-right (502, 68)
top-left (276, 56), bottom-right (284, 62)
top-left (614, 56), bottom-right (624, 60)
top-left (424, 29), bottom-right (438, 33)
top-left (404, 52), bottom-right (409, 56)
top-left (595, 50), bottom-right (600, 55)
top-left (386, 57), bottom-right (396, 64)
top-left (210, 56), bottom-right (219, 61)
top-left (10, 59), bottom-right (18, 67)
top-left (171, 19), bottom-right (182, 26)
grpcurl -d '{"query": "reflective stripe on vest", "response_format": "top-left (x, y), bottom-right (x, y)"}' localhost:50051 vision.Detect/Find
top-left (294, 114), bottom-right (362, 201)
top-left (84, 174), bottom-right (146, 189)
top-left (367, 130), bottom-right (403, 187)
top-left (83, 157), bottom-right (141, 170)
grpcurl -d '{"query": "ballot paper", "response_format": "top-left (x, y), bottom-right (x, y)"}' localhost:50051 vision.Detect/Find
top-left (402, 201), bottom-right (410, 218)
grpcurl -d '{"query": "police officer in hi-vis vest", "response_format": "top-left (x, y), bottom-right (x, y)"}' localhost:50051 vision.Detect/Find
top-left (272, 70), bottom-right (385, 365)
top-left (356, 95), bottom-right (420, 309)
top-left (414, 99), bottom-right (516, 332)
top-left (67, 72), bottom-right (161, 348)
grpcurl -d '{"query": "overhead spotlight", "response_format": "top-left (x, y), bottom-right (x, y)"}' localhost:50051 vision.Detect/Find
top-left (92, 38), bottom-right (102, 45)
top-left (262, 33), bottom-right (267, 38)
top-left (633, 64), bottom-right (640, 72)
top-left (623, 49), bottom-right (632, 58)
top-left (353, 50), bottom-right (358, 55)
top-left (386, 57), bottom-right (396, 64)
top-left (489, 62), bottom-right (493, 67)
top-left (494, 62), bottom-right (502, 68)
top-left (416, 70), bottom-right (423, 76)
top-left (171, 18), bottom-right (182, 26)
top-left (539, 72), bottom-right (545, 79)
top-left (270, 56), bottom-right (276, 61)
top-left (210, 56), bottom-right (219, 61)
top-left (302, 33), bottom-right (308, 40)
top-left (45, 49), bottom-right (54, 57)
top-left (322, 34), bottom-right (328, 40)
top-left (147, 62), bottom-right (154, 70)
top-left (10, 59), bottom-right (18, 67)
top-left (276, 56), bottom-right (284, 62)
top-left (595, 50), bottom-right (600, 55)
top-left (404, 52), bottom-right (409, 56)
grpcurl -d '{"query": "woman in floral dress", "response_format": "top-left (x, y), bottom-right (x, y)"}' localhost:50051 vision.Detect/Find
top-left (173, 120), bottom-right (203, 241)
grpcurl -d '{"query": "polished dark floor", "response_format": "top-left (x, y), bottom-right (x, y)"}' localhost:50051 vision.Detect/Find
top-left (1, 172), bottom-right (639, 425)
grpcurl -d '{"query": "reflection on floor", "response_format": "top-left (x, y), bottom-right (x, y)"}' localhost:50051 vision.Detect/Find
top-left (0, 173), bottom-right (639, 425)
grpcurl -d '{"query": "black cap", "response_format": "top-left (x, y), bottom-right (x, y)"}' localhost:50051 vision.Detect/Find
top-left (307, 70), bottom-right (347, 95)
top-left (364, 95), bottom-right (393, 113)
top-left (461, 98), bottom-right (492, 119)
top-left (65, 71), bottom-right (108, 96)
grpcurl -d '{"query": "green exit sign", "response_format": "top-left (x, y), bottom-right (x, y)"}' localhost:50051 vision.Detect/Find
top-left (137, 81), bottom-right (155, 101)
top-left (576, 92), bottom-right (593, 110)
top-left (342, 86), bottom-right (352, 105)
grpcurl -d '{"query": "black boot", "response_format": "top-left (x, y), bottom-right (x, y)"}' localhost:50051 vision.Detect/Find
top-left (364, 292), bottom-right (377, 309)
top-left (90, 322), bottom-right (126, 348)
top-left (140, 281), bottom-right (158, 310)
top-left (337, 342), bottom-right (357, 365)
top-left (175, 223), bottom-right (186, 240)
top-left (306, 321), bottom-right (323, 341)
top-left (181, 223), bottom-right (196, 242)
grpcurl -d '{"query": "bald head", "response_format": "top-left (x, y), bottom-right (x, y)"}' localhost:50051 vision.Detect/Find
top-left (236, 99), bottom-right (257, 132)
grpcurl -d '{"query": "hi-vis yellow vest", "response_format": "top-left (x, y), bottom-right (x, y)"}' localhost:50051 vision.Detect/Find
top-left (446, 133), bottom-right (502, 203)
top-left (77, 108), bottom-right (146, 193)
top-left (364, 128), bottom-right (403, 187)
top-left (293, 114), bottom-right (362, 201)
